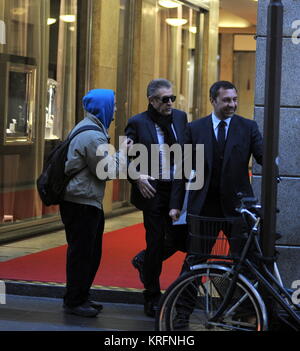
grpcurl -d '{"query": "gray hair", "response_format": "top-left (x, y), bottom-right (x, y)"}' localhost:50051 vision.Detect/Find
top-left (147, 78), bottom-right (172, 97)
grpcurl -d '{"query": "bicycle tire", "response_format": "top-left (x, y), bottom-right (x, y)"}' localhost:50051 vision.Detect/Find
top-left (155, 264), bottom-right (267, 331)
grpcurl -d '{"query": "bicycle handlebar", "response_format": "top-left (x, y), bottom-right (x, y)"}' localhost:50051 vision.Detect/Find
top-left (235, 194), bottom-right (261, 223)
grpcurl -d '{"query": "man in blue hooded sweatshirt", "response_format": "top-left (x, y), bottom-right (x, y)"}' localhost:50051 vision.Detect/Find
top-left (60, 89), bottom-right (132, 317)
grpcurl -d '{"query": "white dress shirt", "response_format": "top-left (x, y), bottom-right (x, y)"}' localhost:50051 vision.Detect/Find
top-left (155, 124), bottom-right (177, 180)
top-left (211, 112), bottom-right (232, 140)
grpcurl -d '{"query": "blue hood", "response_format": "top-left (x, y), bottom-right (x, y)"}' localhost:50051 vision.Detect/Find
top-left (82, 89), bottom-right (115, 129)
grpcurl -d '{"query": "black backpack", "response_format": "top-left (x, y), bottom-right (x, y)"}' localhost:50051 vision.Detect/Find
top-left (37, 125), bottom-right (101, 206)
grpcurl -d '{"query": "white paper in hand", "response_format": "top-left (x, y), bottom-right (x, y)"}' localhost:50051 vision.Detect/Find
top-left (173, 170), bottom-right (195, 226)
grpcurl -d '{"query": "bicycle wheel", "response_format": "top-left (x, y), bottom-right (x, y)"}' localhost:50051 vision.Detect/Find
top-left (156, 264), bottom-right (267, 331)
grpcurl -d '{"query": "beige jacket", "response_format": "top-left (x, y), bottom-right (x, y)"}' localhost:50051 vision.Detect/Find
top-left (64, 113), bottom-right (126, 209)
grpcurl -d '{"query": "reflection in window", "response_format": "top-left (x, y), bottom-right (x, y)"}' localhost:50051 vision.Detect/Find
top-left (0, 0), bottom-right (77, 228)
top-left (45, 0), bottom-right (77, 141)
top-left (45, 78), bottom-right (59, 140)
top-left (156, 2), bottom-right (200, 121)
top-left (5, 62), bottom-right (36, 144)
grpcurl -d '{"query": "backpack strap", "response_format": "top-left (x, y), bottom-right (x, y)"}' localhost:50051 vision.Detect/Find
top-left (68, 125), bottom-right (103, 141)
top-left (67, 125), bottom-right (103, 178)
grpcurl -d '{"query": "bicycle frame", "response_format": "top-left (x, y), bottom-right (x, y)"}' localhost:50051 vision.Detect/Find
top-left (190, 211), bottom-right (300, 330)
top-left (189, 262), bottom-right (269, 330)
top-left (244, 257), bottom-right (300, 329)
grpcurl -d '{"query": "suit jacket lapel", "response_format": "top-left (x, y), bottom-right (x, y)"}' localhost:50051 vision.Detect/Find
top-left (172, 113), bottom-right (183, 144)
top-left (223, 115), bottom-right (239, 167)
top-left (204, 115), bottom-right (214, 169)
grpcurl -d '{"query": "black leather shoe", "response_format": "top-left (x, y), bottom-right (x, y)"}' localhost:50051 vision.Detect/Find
top-left (173, 313), bottom-right (190, 329)
top-left (63, 301), bottom-right (99, 317)
top-left (89, 300), bottom-right (103, 312)
top-left (144, 300), bottom-right (158, 318)
top-left (132, 250), bottom-right (145, 284)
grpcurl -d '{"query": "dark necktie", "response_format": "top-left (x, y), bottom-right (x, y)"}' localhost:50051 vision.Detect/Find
top-left (217, 120), bottom-right (227, 154)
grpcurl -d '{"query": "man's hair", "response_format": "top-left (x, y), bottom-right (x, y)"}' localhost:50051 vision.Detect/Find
top-left (147, 78), bottom-right (172, 97)
top-left (209, 81), bottom-right (237, 101)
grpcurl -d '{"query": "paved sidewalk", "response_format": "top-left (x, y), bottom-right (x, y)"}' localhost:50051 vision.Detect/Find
top-left (0, 295), bottom-right (155, 331)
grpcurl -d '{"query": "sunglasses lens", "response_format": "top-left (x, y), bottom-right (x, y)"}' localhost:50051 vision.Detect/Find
top-left (162, 95), bottom-right (176, 103)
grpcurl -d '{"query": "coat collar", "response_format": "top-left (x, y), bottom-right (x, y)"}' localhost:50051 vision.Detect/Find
top-left (171, 112), bottom-right (183, 144)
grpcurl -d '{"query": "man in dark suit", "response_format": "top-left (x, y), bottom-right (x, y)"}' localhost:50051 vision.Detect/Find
top-left (169, 80), bottom-right (263, 328)
top-left (125, 78), bottom-right (187, 317)
top-left (170, 80), bottom-right (263, 220)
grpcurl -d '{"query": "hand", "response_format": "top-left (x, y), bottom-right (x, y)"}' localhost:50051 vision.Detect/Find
top-left (169, 209), bottom-right (181, 222)
top-left (119, 136), bottom-right (134, 153)
top-left (136, 174), bottom-right (156, 199)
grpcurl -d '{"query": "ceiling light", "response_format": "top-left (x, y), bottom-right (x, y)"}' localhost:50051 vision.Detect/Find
top-left (158, 0), bottom-right (181, 8)
top-left (60, 15), bottom-right (76, 23)
top-left (219, 21), bottom-right (250, 28)
top-left (219, 8), bottom-right (252, 29)
top-left (47, 18), bottom-right (57, 25)
top-left (166, 18), bottom-right (188, 26)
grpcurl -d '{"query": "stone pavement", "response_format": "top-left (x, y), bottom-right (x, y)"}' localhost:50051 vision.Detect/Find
top-left (0, 295), bottom-right (154, 331)
top-left (0, 211), bottom-right (155, 333)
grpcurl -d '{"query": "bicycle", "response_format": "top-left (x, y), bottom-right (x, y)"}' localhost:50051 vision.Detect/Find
top-left (156, 197), bottom-right (300, 331)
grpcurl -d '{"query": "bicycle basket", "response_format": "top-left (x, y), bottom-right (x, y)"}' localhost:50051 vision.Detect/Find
top-left (187, 214), bottom-right (246, 261)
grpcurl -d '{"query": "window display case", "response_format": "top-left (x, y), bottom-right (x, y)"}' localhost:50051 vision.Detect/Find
top-left (45, 78), bottom-right (60, 140)
top-left (0, 54), bottom-right (36, 145)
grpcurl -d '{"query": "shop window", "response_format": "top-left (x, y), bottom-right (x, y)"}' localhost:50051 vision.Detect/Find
top-left (0, 0), bottom-right (77, 234)
top-left (112, 1), bottom-right (205, 205)
top-left (2, 60), bottom-right (37, 144)
top-left (45, 0), bottom-right (77, 141)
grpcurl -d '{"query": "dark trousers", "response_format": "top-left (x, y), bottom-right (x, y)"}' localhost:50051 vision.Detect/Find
top-left (183, 193), bottom-right (225, 269)
top-left (59, 201), bottom-right (104, 307)
top-left (196, 193), bottom-right (225, 257)
top-left (176, 194), bottom-right (240, 316)
top-left (142, 181), bottom-right (179, 302)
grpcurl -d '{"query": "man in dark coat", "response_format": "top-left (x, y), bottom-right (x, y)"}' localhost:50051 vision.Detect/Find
top-left (125, 78), bottom-right (187, 317)
top-left (170, 80), bottom-right (263, 220)
top-left (169, 80), bottom-right (263, 328)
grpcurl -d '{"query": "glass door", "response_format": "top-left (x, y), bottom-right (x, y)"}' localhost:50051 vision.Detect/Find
top-left (155, 1), bottom-right (205, 121)
top-left (112, 0), bottom-right (134, 207)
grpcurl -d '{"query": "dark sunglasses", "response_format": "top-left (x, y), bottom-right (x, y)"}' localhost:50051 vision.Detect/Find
top-left (155, 95), bottom-right (176, 103)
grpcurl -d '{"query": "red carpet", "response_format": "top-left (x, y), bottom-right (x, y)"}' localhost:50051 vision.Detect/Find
top-left (0, 224), bottom-right (185, 290)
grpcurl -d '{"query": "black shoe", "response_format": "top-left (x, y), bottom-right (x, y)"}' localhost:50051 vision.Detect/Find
top-left (144, 300), bottom-right (158, 318)
top-left (132, 251), bottom-right (145, 284)
top-left (173, 313), bottom-right (190, 329)
top-left (89, 300), bottom-right (103, 312)
top-left (63, 301), bottom-right (99, 317)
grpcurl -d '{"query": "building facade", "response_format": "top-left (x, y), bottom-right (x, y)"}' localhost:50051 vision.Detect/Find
top-left (0, 0), bottom-right (220, 243)
top-left (254, 0), bottom-right (300, 286)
